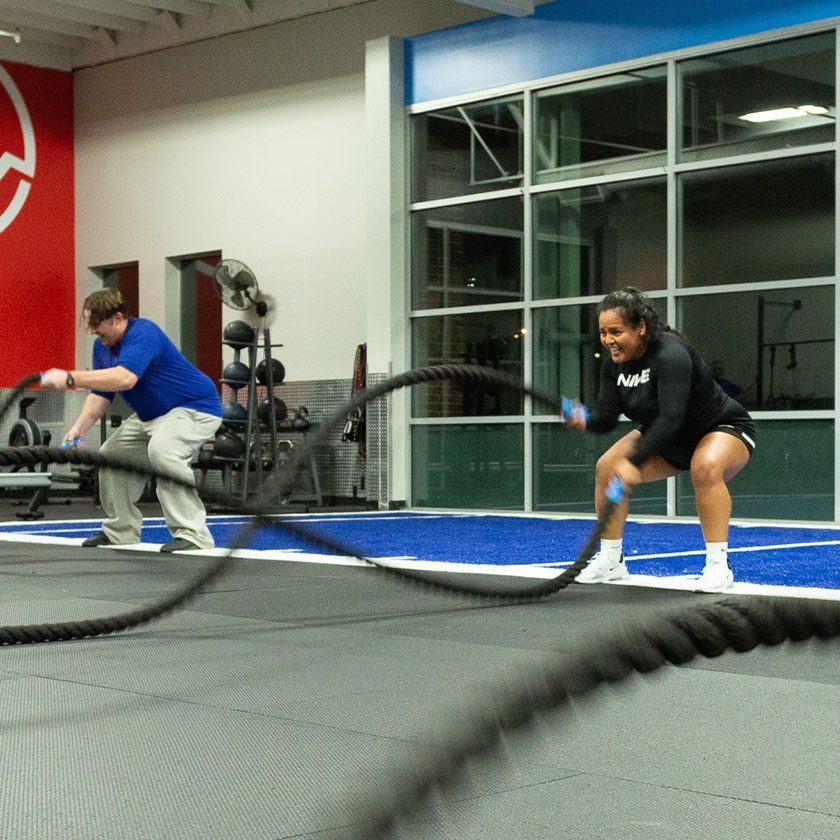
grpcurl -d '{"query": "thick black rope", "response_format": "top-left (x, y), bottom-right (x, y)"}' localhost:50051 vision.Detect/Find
top-left (343, 594), bottom-right (840, 838)
top-left (3, 369), bottom-right (840, 837)
top-left (0, 365), bottom-right (614, 646)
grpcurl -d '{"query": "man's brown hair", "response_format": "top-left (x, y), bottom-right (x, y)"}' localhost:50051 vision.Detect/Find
top-left (83, 288), bottom-right (130, 328)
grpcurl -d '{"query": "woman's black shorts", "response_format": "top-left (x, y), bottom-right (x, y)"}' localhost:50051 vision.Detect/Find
top-left (659, 401), bottom-right (756, 472)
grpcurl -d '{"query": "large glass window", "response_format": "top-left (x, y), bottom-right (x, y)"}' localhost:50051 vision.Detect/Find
top-left (533, 66), bottom-right (667, 184)
top-left (679, 33), bottom-right (836, 163)
top-left (408, 28), bottom-right (840, 520)
top-left (412, 197), bottom-right (523, 310)
top-left (533, 422), bottom-right (667, 514)
top-left (412, 424), bottom-right (524, 509)
top-left (533, 178), bottom-right (666, 299)
top-left (412, 309), bottom-right (524, 418)
top-left (680, 155), bottom-right (835, 287)
top-left (532, 298), bottom-right (668, 407)
top-left (412, 96), bottom-right (524, 202)
top-left (532, 303), bottom-right (600, 409)
top-left (677, 420), bottom-right (833, 521)
top-left (679, 286), bottom-right (834, 411)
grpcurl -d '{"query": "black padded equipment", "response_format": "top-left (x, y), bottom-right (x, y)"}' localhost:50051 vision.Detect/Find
top-left (257, 397), bottom-right (288, 426)
top-left (221, 361), bottom-right (250, 388)
top-left (255, 358), bottom-right (285, 386)
top-left (222, 320), bottom-right (255, 347)
top-left (8, 418), bottom-right (41, 448)
top-left (196, 442), bottom-right (215, 469)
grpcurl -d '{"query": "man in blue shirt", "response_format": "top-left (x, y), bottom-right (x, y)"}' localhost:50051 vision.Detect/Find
top-left (41, 289), bottom-right (222, 552)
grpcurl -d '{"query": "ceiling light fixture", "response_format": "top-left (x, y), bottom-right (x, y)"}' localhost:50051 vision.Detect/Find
top-left (739, 104), bottom-right (829, 123)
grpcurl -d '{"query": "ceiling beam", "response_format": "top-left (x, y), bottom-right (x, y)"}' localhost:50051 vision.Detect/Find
top-left (55, 0), bottom-right (159, 24)
top-left (115, 0), bottom-right (213, 18)
top-left (0, 21), bottom-right (83, 49)
top-left (156, 10), bottom-right (182, 34)
top-left (0, 5), bottom-right (99, 40)
top-left (453, 0), bottom-right (535, 16)
top-left (0, 0), bottom-right (146, 35)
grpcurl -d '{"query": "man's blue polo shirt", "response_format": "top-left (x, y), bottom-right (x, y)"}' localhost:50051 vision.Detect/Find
top-left (91, 318), bottom-right (222, 421)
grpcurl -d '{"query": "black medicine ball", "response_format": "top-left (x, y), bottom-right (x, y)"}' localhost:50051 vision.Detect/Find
top-left (257, 397), bottom-right (288, 426)
top-left (221, 361), bottom-right (250, 388)
top-left (221, 402), bottom-right (247, 429)
top-left (223, 320), bottom-right (255, 347)
top-left (213, 431), bottom-right (246, 460)
top-left (255, 358), bottom-right (285, 386)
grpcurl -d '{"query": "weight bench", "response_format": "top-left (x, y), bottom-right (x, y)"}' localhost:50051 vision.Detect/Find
top-left (0, 472), bottom-right (61, 520)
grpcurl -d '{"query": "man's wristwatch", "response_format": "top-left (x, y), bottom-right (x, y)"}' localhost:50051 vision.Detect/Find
top-left (66, 371), bottom-right (75, 389)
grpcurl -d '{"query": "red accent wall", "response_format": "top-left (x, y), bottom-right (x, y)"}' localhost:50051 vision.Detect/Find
top-left (117, 263), bottom-right (139, 318)
top-left (0, 62), bottom-right (74, 387)
top-left (195, 255), bottom-right (222, 388)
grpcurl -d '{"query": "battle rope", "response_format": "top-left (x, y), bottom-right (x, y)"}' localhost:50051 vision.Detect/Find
top-left (3, 369), bottom-right (840, 837)
top-left (343, 594), bottom-right (840, 838)
top-left (0, 365), bottom-right (617, 647)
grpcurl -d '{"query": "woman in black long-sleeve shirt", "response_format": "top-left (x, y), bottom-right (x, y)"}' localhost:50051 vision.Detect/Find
top-left (564, 287), bottom-right (755, 592)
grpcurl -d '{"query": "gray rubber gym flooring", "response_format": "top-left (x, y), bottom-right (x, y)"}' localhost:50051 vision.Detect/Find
top-left (1, 506), bottom-right (838, 839)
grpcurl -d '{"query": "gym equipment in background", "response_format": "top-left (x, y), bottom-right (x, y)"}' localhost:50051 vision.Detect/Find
top-left (201, 259), bottom-right (315, 504)
top-left (221, 401), bottom-right (247, 430)
top-left (0, 396), bottom-right (93, 519)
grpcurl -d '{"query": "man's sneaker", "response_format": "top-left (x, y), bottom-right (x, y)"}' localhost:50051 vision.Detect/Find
top-left (160, 538), bottom-right (201, 553)
top-left (575, 552), bottom-right (630, 584)
top-left (695, 556), bottom-right (734, 593)
top-left (81, 531), bottom-right (114, 547)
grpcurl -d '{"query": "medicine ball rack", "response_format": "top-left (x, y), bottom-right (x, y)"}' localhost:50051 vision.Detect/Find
top-left (199, 258), bottom-right (322, 507)
top-left (199, 322), bottom-right (322, 507)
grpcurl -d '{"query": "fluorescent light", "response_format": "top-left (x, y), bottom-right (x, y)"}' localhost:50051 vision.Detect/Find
top-left (0, 28), bottom-right (21, 44)
top-left (739, 105), bottom-right (829, 123)
top-left (799, 105), bottom-right (829, 115)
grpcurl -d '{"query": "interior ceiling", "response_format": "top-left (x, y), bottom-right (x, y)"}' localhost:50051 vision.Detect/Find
top-left (0, 0), bottom-right (539, 72)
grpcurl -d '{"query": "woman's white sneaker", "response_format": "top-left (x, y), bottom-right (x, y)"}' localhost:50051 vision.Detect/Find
top-left (575, 553), bottom-right (630, 584)
top-left (695, 557), bottom-right (734, 593)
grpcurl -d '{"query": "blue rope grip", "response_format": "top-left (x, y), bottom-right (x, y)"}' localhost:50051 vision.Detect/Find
top-left (60, 437), bottom-right (83, 449)
top-left (561, 396), bottom-right (589, 425)
top-left (606, 476), bottom-right (625, 504)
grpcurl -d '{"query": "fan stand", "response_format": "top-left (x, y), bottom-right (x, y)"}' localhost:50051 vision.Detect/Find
top-left (211, 262), bottom-right (281, 505)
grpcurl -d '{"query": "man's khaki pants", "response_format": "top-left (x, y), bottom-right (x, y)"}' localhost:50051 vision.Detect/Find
top-left (98, 407), bottom-right (221, 547)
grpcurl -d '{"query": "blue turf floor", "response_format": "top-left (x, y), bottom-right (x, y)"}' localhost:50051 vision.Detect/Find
top-left (0, 511), bottom-right (838, 591)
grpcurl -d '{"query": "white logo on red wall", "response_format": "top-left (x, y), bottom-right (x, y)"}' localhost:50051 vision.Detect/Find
top-left (0, 65), bottom-right (36, 235)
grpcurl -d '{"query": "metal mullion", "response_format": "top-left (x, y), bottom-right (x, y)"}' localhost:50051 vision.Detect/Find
top-left (673, 277), bottom-right (836, 298)
top-left (673, 141), bottom-right (836, 174)
top-left (410, 188), bottom-right (523, 213)
top-left (531, 289), bottom-right (670, 309)
top-left (530, 166), bottom-right (667, 195)
top-left (411, 300), bottom-right (523, 318)
top-left (835, 23), bottom-right (840, 522)
top-left (667, 58), bottom-right (678, 517)
top-left (523, 89), bottom-right (534, 511)
top-left (409, 415), bottom-right (523, 425)
top-left (404, 101), bottom-right (414, 507)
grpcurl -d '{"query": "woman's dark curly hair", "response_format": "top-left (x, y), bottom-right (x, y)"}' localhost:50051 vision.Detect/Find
top-left (597, 286), bottom-right (673, 345)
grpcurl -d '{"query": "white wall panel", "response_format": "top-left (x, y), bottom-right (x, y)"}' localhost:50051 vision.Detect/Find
top-left (73, 0), bottom-right (492, 381)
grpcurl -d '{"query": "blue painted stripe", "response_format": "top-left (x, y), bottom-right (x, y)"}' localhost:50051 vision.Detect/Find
top-left (406, 0), bottom-right (839, 104)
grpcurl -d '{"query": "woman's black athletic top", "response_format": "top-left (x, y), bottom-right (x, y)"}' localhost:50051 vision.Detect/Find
top-left (587, 332), bottom-right (732, 468)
